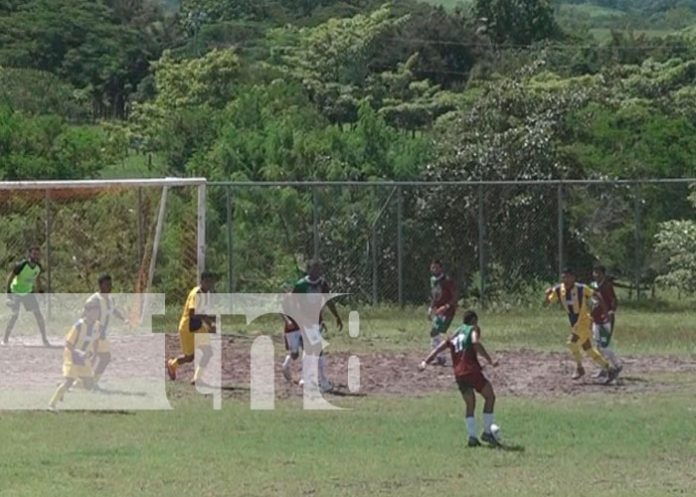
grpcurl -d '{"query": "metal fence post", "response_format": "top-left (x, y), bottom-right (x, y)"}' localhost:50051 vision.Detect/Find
top-left (634, 182), bottom-right (642, 300)
top-left (477, 184), bottom-right (486, 306)
top-left (312, 186), bottom-right (319, 260)
top-left (44, 190), bottom-right (52, 319)
top-left (226, 186), bottom-right (234, 293)
top-left (371, 226), bottom-right (378, 305)
top-left (557, 182), bottom-right (564, 277)
top-left (397, 186), bottom-right (403, 307)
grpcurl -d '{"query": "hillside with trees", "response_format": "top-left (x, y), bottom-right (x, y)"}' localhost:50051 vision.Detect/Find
top-left (2, 0), bottom-right (696, 300)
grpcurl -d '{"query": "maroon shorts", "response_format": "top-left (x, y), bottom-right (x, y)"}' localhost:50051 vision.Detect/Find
top-left (456, 372), bottom-right (488, 394)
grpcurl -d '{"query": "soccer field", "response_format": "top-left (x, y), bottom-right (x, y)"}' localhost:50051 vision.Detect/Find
top-left (1, 308), bottom-right (695, 496)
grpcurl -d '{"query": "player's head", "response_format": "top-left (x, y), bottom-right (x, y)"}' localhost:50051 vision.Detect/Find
top-left (28, 245), bottom-right (40, 262)
top-left (306, 259), bottom-right (322, 281)
top-left (98, 274), bottom-right (112, 293)
top-left (561, 267), bottom-right (576, 288)
top-left (200, 271), bottom-right (216, 291)
top-left (83, 298), bottom-right (101, 322)
top-left (430, 259), bottom-right (444, 277)
top-left (463, 310), bottom-right (478, 325)
top-left (592, 264), bottom-right (606, 282)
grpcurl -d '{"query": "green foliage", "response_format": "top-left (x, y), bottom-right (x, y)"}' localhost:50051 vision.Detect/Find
top-left (0, 67), bottom-right (90, 120)
top-left (0, 106), bottom-right (122, 179)
top-left (654, 188), bottom-right (696, 294)
top-left (474, 0), bottom-right (560, 45)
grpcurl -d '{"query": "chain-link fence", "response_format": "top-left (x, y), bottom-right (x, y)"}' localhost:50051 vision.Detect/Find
top-left (208, 180), bottom-right (696, 306)
top-left (0, 181), bottom-right (203, 308)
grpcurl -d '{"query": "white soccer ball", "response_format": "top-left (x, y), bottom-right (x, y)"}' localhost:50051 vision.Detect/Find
top-left (298, 379), bottom-right (304, 387)
top-left (490, 423), bottom-right (501, 441)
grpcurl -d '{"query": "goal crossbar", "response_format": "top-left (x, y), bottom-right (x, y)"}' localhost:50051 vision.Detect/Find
top-left (0, 177), bottom-right (207, 190)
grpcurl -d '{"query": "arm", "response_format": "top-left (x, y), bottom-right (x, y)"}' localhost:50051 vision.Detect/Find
top-left (419, 339), bottom-right (450, 370)
top-left (544, 286), bottom-right (558, 307)
top-left (472, 327), bottom-right (498, 367)
top-left (5, 262), bottom-right (23, 293)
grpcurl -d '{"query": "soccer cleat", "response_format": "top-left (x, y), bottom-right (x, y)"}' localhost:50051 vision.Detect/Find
top-left (166, 360), bottom-right (176, 380)
top-left (47, 404), bottom-right (57, 413)
top-left (571, 366), bottom-right (585, 380)
top-left (593, 369), bottom-right (607, 379)
top-left (319, 379), bottom-right (334, 393)
top-left (605, 367), bottom-right (619, 385)
top-left (467, 437), bottom-right (481, 447)
top-left (481, 431), bottom-right (501, 447)
top-left (435, 356), bottom-right (447, 367)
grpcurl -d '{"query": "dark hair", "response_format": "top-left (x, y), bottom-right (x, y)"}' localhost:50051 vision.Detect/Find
top-left (561, 267), bottom-right (575, 276)
top-left (463, 310), bottom-right (478, 325)
top-left (28, 245), bottom-right (40, 252)
top-left (98, 274), bottom-right (112, 285)
top-left (431, 259), bottom-right (443, 267)
top-left (200, 271), bottom-right (216, 280)
top-left (593, 264), bottom-right (606, 274)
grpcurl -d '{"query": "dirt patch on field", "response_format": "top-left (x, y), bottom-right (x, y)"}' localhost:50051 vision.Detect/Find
top-left (165, 335), bottom-right (696, 400)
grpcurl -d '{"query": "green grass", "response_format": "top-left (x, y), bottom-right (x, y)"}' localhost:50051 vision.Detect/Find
top-left (1, 388), bottom-right (695, 496)
top-left (196, 304), bottom-right (696, 356)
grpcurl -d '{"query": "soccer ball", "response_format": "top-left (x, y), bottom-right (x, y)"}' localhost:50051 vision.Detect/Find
top-left (490, 424), bottom-right (501, 441)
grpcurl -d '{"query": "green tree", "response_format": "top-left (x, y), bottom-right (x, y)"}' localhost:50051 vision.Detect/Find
top-left (474, 0), bottom-right (560, 46)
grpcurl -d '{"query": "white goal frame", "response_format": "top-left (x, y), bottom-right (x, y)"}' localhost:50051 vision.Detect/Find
top-left (0, 177), bottom-right (208, 295)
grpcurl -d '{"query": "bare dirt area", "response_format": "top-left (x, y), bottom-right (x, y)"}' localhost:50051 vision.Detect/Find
top-left (165, 335), bottom-right (696, 400)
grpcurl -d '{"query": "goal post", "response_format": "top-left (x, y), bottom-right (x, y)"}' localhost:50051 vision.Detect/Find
top-left (0, 177), bottom-right (207, 312)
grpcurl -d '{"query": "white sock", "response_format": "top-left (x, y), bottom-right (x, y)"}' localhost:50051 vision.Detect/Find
top-left (282, 354), bottom-right (291, 370)
top-left (602, 347), bottom-right (620, 368)
top-left (466, 417), bottom-right (476, 438)
top-left (483, 412), bottom-right (494, 434)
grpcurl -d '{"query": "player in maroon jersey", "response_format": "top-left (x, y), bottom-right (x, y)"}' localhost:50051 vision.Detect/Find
top-left (420, 310), bottom-right (500, 447)
top-left (591, 265), bottom-right (622, 377)
top-left (427, 260), bottom-right (458, 366)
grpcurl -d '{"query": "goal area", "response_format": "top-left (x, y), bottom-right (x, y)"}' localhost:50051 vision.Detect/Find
top-left (0, 178), bottom-right (206, 308)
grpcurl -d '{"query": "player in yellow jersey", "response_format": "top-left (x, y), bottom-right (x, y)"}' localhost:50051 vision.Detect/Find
top-left (85, 274), bottom-right (129, 390)
top-left (48, 299), bottom-right (101, 410)
top-left (545, 268), bottom-right (619, 384)
top-left (166, 271), bottom-right (216, 385)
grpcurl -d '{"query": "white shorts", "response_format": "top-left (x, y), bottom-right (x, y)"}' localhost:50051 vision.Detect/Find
top-left (284, 330), bottom-right (302, 354)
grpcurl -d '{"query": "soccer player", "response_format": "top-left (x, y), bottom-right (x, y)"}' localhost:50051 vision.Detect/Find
top-left (166, 271), bottom-right (216, 385)
top-left (545, 268), bottom-right (619, 384)
top-left (591, 265), bottom-right (622, 377)
top-left (281, 260), bottom-right (342, 392)
top-left (48, 299), bottom-right (102, 410)
top-left (419, 310), bottom-right (500, 447)
top-left (3, 245), bottom-right (49, 346)
top-left (86, 274), bottom-right (128, 389)
top-left (427, 260), bottom-right (457, 366)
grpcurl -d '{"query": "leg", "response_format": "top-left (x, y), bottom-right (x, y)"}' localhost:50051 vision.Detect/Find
top-left (282, 331), bottom-right (301, 382)
top-left (566, 334), bottom-right (585, 379)
top-left (318, 351), bottom-right (332, 392)
top-left (31, 309), bottom-right (49, 346)
top-left (457, 378), bottom-right (479, 446)
top-left (167, 329), bottom-right (195, 380)
top-left (49, 378), bottom-right (75, 408)
top-left (191, 345), bottom-right (212, 384)
top-left (3, 296), bottom-right (20, 343)
top-left (581, 339), bottom-right (610, 370)
top-left (93, 352), bottom-right (111, 384)
top-left (3, 310), bottom-right (19, 344)
top-left (481, 381), bottom-right (496, 432)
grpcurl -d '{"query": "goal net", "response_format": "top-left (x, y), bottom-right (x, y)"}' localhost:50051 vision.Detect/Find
top-left (0, 178), bottom-right (207, 317)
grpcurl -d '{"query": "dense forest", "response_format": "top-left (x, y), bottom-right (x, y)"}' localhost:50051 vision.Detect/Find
top-left (2, 0), bottom-right (696, 302)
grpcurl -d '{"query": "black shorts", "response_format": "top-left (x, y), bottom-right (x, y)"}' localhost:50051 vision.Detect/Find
top-left (7, 293), bottom-right (40, 312)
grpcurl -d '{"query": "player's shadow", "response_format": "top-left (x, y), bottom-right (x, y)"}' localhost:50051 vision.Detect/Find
top-left (486, 443), bottom-right (525, 452)
top-left (22, 343), bottom-right (62, 350)
top-left (91, 388), bottom-right (149, 397)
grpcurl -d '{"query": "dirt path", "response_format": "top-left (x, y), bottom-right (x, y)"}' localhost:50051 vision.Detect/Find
top-left (166, 336), bottom-right (696, 399)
